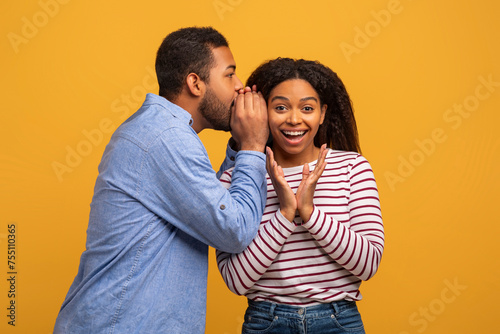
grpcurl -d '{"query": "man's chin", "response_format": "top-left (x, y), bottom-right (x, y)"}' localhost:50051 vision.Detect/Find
top-left (210, 117), bottom-right (231, 132)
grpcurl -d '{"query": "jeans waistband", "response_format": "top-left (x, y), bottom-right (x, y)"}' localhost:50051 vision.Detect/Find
top-left (247, 299), bottom-right (356, 318)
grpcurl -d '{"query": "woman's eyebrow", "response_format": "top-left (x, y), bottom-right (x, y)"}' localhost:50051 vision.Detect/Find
top-left (270, 96), bottom-right (318, 102)
top-left (270, 96), bottom-right (289, 102)
top-left (300, 96), bottom-right (318, 102)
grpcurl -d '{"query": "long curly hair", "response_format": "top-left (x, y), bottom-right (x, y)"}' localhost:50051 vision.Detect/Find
top-left (246, 58), bottom-right (361, 153)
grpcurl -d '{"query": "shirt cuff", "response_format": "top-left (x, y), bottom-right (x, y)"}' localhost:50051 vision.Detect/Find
top-left (227, 137), bottom-right (266, 162)
top-left (225, 139), bottom-right (238, 162)
top-left (302, 205), bottom-right (321, 230)
top-left (275, 210), bottom-right (298, 230)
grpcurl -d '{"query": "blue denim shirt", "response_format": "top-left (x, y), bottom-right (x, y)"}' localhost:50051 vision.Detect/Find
top-left (54, 93), bottom-right (267, 333)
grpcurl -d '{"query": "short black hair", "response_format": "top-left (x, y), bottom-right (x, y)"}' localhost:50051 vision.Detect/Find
top-left (247, 58), bottom-right (361, 153)
top-left (155, 27), bottom-right (229, 100)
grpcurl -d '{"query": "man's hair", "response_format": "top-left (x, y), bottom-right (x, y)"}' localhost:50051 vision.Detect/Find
top-left (155, 27), bottom-right (229, 101)
top-left (247, 58), bottom-right (361, 153)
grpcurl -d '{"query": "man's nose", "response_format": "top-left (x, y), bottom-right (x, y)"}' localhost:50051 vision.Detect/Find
top-left (234, 74), bottom-right (243, 91)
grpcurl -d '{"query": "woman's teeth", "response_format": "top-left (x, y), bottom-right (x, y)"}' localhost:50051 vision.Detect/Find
top-left (282, 130), bottom-right (306, 137)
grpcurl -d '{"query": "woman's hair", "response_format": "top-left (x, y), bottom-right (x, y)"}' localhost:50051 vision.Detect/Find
top-left (155, 27), bottom-right (228, 101)
top-left (246, 58), bottom-right (361, 153)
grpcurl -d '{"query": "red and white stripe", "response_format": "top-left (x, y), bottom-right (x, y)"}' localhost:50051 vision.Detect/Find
top-left (217, 149), bottom-right (384, 306)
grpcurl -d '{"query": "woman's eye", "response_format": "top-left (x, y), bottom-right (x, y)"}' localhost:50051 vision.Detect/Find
top-left (303, 106), bottom-right (314, 112)
top-left (275, 106), bottom-right (287, 111)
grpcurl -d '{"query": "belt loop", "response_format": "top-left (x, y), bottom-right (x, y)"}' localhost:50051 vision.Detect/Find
top-left (331, 301), bottom-right (340, 314)
top-left (269, 303), bottom-right (277, 317)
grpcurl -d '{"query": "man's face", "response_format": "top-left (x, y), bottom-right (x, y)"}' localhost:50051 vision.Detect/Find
top-left (199, 46), bottom-right (243, 131)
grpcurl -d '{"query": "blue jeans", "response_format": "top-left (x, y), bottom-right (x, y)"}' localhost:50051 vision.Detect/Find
top-left (242, 299), bottom-right (365, 334)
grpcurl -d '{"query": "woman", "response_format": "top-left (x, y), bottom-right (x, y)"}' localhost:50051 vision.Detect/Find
top-left (217, 58), bottom-right (384, 333)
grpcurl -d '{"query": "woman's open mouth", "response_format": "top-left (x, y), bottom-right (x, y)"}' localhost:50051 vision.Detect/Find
top-left (281, 130), bottom-right (307, 143)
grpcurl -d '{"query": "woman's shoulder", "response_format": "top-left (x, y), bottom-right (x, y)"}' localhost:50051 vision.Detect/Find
top-left (326, 149), bottom-right (364, 162)
top-left (325, 149), bottom-right (373, 170)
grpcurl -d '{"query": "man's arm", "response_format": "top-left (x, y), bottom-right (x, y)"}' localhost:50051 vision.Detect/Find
top-left (140, 129), bottom-right (266, 253)
top-left (141, 88), bottom-right (269, 253)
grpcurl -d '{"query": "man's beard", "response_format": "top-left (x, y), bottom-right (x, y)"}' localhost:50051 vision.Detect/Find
top-left (199, 87), bottom-right (232, 131)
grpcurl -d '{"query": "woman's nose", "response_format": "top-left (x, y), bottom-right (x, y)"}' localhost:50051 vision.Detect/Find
top-left (287, 109), bottom-right (301, 125)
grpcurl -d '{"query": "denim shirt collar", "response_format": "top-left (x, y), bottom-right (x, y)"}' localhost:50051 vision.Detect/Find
top-left (143, 93), bottom-right (194, 127)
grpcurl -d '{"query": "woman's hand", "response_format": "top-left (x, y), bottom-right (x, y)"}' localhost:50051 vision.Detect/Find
top-left (266, 147), bottom-right (297, 222)
top-left (296, 144), bottom-right (328, 223)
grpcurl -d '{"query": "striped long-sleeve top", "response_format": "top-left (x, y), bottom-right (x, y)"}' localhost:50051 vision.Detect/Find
top-left (216, 149), bottom-right (384, 306)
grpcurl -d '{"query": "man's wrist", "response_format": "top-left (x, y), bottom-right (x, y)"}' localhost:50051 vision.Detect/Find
top-left (239, 143), bottom-right (266, 153)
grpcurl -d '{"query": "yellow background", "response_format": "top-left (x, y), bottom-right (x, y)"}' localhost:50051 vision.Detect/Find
top-left (1, 0), bottom-right (499, 333)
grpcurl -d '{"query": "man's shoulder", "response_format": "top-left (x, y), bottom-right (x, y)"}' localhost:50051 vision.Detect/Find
top-left (112, 96), bottom-right (195, 151)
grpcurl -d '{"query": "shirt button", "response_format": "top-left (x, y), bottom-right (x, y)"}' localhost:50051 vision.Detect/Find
top-left (230, 156), bottom-right (235, 161)
top-left (220, 205), bottom-right (226, 210)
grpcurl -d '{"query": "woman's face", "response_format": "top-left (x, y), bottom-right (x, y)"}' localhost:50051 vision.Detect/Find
top-left (267, 79), bottom-right (326, 166)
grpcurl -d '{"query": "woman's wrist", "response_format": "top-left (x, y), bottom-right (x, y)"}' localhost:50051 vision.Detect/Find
top-left (299, 205), bottom-right (314, 223)
top-left (280, 208), bottom-right (296, 222)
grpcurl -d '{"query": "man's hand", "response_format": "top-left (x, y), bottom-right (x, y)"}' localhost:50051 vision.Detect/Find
top-left (230, 85), bottom-right (268, 152)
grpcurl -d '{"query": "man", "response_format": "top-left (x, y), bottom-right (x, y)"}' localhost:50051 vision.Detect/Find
top-left (54, 27), bottom-right (269, 333)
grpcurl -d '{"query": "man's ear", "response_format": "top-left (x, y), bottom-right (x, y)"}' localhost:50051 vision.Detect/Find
top-left (185, 73), bottom-right (205, 97)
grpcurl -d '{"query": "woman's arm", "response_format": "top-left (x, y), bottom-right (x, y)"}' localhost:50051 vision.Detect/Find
top-left (216, 154), bottom-right (298, 295)
top-left (302, 155), bottom-right (384, 281)
top-left (216, 210), bottom-right (296, 295)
